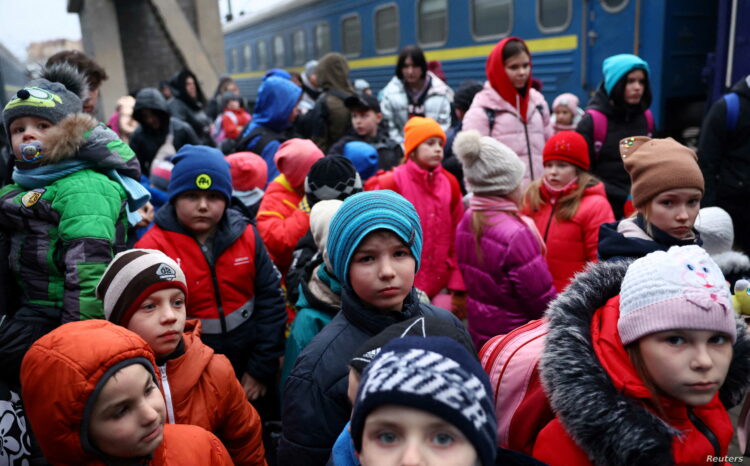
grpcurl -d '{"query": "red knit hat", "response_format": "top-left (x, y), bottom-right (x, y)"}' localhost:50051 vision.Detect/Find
top-left (226, 151), bottom-right (268, 191)
top-left (403, 116), bottom-right (446, 159)
top-left (542, 131), bottom-right (590, 171)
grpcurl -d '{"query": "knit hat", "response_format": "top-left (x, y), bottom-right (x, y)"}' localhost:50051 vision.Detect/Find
top-left (221, 91), bottom-right (240, 108)
top-left (342, 141), bottom-right (379, 181)
top-left (695, 207), bottom-right (735, 255)
top-left (226, 151), bottom-right (268, 191)
top-left (618, 245), bottom-right (735, 345)
top-left (168, 144), bottom-right (233, 203)
top-left (96, 249), bottom-right (187, 327)
top-left (603, 54), bottom-right (650, 95)
top-left (304, 155), bottom-right (362, 207)
top-left (310, 199), bottom-right (343, 271)
top-left (543, 130), bottom-right (590, 171)
top-left (453, 129), bottom-right (525, 195)
top-left (349, 316), bottom-right (476, 375)
top-left (274, 138), bottom-right (324, 188)
top-left (327, 190), bottom-right (422, 287)
top-left (149, 159), bottom-right (173, 192)
top-left (403, 116), bottom-right (445, 158)
top-left (552, 92), bottom-right (580, 115)
top-left (3, 63), bottom-right (87, 137)
top-left (350, 336), bottom-right (498, 466)
top-left (620, 136), bottom-right (704, 208)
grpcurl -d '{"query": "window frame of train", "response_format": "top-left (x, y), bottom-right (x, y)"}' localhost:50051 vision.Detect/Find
top-left (470, 0), bottom-right (513, 41)
top-left (292, 29), bottom-right (306, 65)
top-left (536, 0), bottom-right (572, 34)
top-left (273, 35), bottom-right (285, 68)
top-left (315, 21), bottom-right (331, 58)
top-left (243, 44), bottom-right (252, 71)
top-left (341, 13), bottom-right (362, 58)
top-left (417, 0), bottom-right (448, 48)
top-left (600, 0), bottom-right (628, 13)
top-left (257, 39), bottom-right (269, 70)
top-left (231, 47), bottom-right (239, 73)
top-left (374, 3), bottom-right (399, 54)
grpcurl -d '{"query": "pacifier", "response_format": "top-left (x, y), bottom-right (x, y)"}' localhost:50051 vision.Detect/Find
top-left (20, 141), bottom-right (44, 163)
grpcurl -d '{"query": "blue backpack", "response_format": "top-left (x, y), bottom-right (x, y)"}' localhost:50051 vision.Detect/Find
top-left (723, 92), bottom-right (740, 132)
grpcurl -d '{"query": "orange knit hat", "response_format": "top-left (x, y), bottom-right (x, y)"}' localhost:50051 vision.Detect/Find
top-left (403, 116), bottom-right (446, 159)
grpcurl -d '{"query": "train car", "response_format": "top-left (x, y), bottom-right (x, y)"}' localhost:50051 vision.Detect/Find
top-left (0, 43), bottom-right (28, 109)
top-left (224, 0), bottom-right (734, 139)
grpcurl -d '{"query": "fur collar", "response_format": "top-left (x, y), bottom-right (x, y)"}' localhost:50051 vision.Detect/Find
top-left (42, 113), bottom-right (98, 164)
top-left (540, 260), bottom-right (750, 466)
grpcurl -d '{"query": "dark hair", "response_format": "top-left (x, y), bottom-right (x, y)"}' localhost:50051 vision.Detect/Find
top-left (46, 50), bottom-right (108, 90)
top-left (395, 45), bottom-right (427, 81)
top-left (213, 76), bottom-right (235, 97)
top-left (609, 68), bottom-right (652, 111)
top-left (453, 80), bottom-right (483, 112)
top-left (502, 39), bottom-right (530, 62)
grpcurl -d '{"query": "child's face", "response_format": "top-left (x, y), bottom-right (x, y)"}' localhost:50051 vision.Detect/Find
top-left (89, 364), bottom-right (166, 458)
top-left (412, 137), bottom-right (444, 171)
top-left (9, 116), bottom-right (52, 160)
top-left (174, 190), bottom-right (227, 242)
top-left (140, 109), bottom-right (162, 130)
top-left (543, 160), bottom-right (577, 189)
top-left (638, 329), bottom-right (732, 406)
top-left (349, 230), bottom-right (416, 312)
top-left (624, 69), bottom-right (646, 105)
top-left (352, 109), bottom-right (382, 138)
top-left (504, 52), bottom-right (531, 90)
top-left (360, 405), bottom-right (478, 466)
top-left (645, 188), bottom-right (701, 239)
top-left (226, 99), bottom-right (240, 110)
top-left (127, 288), bottom-right (187, 359)
top-left (554, 105), bottom-right (573, 125)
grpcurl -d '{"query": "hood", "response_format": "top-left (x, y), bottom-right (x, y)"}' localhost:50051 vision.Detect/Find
top-left (731, 75), bottom-right (750, 99)
top-left (251, 76), bottom-right (302, 132)
top-left (165, 320), bottom-right (213, 396)
top-left (133, 88), bottom-right (170, 130)
top-left (485, 37), bottom-right (532, 122)
top-left (20, 320), bottom-right (158, 465)
top-left (316, 53), bottom-right (354, 93)
top-left (273, 138), bottom-right (324, 188)
top-left (169, 69), bottom-right (206, 110)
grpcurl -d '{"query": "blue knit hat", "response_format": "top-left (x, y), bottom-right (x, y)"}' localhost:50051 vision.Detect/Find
top-left (350, 336), bottom-right (498, 466)
top-left (326, 190), bottom-right (422, 286)
top-left (602, 54), bottom-right (650, 95)
top-left (168, 144), bottom-right (232, 202)
top-left (343, 141), bottom-right (379, 181)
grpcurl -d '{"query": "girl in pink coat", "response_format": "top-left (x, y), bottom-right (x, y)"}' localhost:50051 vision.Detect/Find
top-left (463, 37), bottom-right (552, 185)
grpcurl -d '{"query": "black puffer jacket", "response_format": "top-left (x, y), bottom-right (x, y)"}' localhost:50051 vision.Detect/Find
top-left (278, 288), bottom-right (466, 466)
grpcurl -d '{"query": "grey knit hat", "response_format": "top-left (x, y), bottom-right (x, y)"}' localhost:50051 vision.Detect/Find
top-left (453, 129), bottom-right (525, 195)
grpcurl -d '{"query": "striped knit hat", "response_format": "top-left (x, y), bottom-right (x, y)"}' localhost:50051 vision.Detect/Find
top-left (96, 249), bottom-right (187, 327)
top-left (326, 190), bottom-right (422, 287)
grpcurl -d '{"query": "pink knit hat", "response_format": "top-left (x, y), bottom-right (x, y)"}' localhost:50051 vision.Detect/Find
top-left (226, 151), bottom-right (268, 191)
top-left (274, 138), bottom-right (325, 188)
top-left (552, 93), bottom-right (580, 115)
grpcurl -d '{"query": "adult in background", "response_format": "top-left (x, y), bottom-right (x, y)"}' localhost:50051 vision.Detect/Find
top-left (298, 60), bottom-right (321, 114)
top-left (168, 68), bottom-right (214, 146)
top-left (380, 45), bottom-right (453, 142)
top-left (698, 74), bottom-right (750, 254)
top-left (46, 50), bottom-right (108, 115)
top-left (206, 75), bottom-right (244, 121)
top-left (308, 53), bottom-right (356, 152)
top-left (576, 54), bottom-right (654, 218)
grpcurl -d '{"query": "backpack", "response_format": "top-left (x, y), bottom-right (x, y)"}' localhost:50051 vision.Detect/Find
top-left (479, 318), bottom-right (555, 455)
top-left (723, 92), bottom-right (740, 133)
top-left (586, 108), bottom-right (654, 158)
top-left (306, 89), bottom-right (353, 144)
top-left (234, 125), bottom-right (287, 157)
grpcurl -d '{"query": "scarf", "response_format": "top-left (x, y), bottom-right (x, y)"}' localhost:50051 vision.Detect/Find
top-left (341, 287), bottom-right (421, 336)
top-left (635, 214), bottom-right (703, 246)
top-left (542, 176), bottom-right (578, 197)
top-left (470, 194), bottom-right (547, 256)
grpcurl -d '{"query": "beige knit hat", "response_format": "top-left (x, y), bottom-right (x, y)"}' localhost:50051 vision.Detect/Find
top-left (309, 199), bottom-right (344, 271)
top-left (620, 136), bottom-right (704, 208)
top-left (453, 129), bottom-right (525, 195)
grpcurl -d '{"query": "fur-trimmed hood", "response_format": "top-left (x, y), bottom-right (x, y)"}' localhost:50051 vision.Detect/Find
top-left (539, 259), bottom-right (750, 465)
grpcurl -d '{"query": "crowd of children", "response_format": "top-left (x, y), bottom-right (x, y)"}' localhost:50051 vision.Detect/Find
top-left (1, 34), bottom-right (749, 466)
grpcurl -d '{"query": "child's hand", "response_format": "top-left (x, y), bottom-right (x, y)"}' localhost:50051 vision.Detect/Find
top-left (241, 372), bottom-right (267, 401)
top-left (450, 290), bottom-right (467, 321)
top-left (135, 202), bottom-right (154, 228)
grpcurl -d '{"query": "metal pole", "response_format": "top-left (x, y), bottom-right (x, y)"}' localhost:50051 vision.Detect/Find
top-left (726, 0), bottom-right (738, 89)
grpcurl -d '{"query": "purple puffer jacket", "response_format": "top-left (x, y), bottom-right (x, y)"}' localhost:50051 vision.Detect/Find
top-left (455, 209), bottom-right (557, 349)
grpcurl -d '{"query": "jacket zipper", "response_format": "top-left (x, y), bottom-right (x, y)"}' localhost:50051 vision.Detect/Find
top-left (543, 199), bottom-right (557, 241)
top-left (687, 407), bottom-right (721, 463)
top-left (159, 365), bottom-right (175, 424)
top-left (523, 122), bottom-right (534, 179)
top-left (198, 242), bottom-right (228, 334)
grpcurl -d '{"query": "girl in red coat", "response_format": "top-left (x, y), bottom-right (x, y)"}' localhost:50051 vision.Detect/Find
top-left (522, 131), bottom-right (614, 291)
top-left (533, 245), bottom-right (750, 466)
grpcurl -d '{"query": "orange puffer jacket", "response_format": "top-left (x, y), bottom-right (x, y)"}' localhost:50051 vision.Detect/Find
top-left (158, 320), bottom-right (266, 465)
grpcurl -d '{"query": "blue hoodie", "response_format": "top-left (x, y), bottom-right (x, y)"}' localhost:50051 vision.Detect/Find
top-left (241, 76), bottom-right (302, 181)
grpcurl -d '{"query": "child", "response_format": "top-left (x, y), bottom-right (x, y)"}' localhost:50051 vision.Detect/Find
top-left (366, 116), bottom-right (465, 302)
top-left (277, 190), bottom-right (468, 465)
top-left (550, 92), bottom-right (583, 133)
top-left (135, 145), bottom-right (287, 406)
top-left (695, 206), bottom-right (750, 285)
top-left (218, 92), bottom-right (251, 141)
top-left (0, 63), bottom-right (147, 377)
top-left (226, 151), bottom-right (268, 221)
top-left (533, 245), bottom-right (750, 465)
top-left (20, 320), bottom-right (233, 465)
top-left (454, 130), bottom-right (556, 349)
top-left (522, 131), bottom-right (614, 291)
top-left (463, 37), bottom-right (551, 184)
top-left (97, 249), bottom-right (266, 465)
top-left (598, 136), bottom-right (704, 261)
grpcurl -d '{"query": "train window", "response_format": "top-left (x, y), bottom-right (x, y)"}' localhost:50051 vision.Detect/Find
top-left (292, 30), bottom-right (306, 65)
top-left (600, 0), bottom-right (628, 13)
top-left (315, 22), bottom-right (331, 57)
top-left (243, 44), bottom-right (252, 71)
top-left (231, 48), bottom-right (239, 73)
top-left (341, 14), bottom-right (362, 57)
top-left (471, 0), bottom-right (512, 40)
top-left (417, 0), bottom-right (448, 46)
top-left (375, 4), bottom-right (399, 53)
top-left (257, 40), bottom-right (268, 70)
top-left (273, 35), bottom-right (285, 67)
top-left (537, 0), bottom-right (571, 33)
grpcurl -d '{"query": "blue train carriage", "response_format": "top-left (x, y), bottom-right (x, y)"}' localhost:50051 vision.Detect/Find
top-left (223, 0), bottom-right (720, 139)
top-left (0, 42), bottom-right (28, 108)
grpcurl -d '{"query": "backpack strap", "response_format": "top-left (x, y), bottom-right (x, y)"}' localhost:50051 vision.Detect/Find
top-left (644, 109), bottom-right (654, 136)
top-left (585, 109), bottom-right (607, 158)
top-left (484, 108), bottom-right (497, 133)
top-left (724, 92), bottom-right (740, 133)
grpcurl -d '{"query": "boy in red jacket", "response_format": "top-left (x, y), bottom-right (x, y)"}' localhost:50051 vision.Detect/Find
top-left (97, 248), bottom-right (266, 465)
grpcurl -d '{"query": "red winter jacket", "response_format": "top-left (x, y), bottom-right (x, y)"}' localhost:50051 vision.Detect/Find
top-left (222, 107), bottom-right (252, 140)
top-left (522, 180), bottom-right (614, 291)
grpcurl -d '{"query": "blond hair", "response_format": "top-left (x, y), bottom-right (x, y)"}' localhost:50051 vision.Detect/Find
top-left (523, 171), bottom-right (598, 221)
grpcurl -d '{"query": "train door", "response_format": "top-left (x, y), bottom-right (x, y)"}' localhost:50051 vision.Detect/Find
top-left (583, 0), bottom-right (637, 94)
